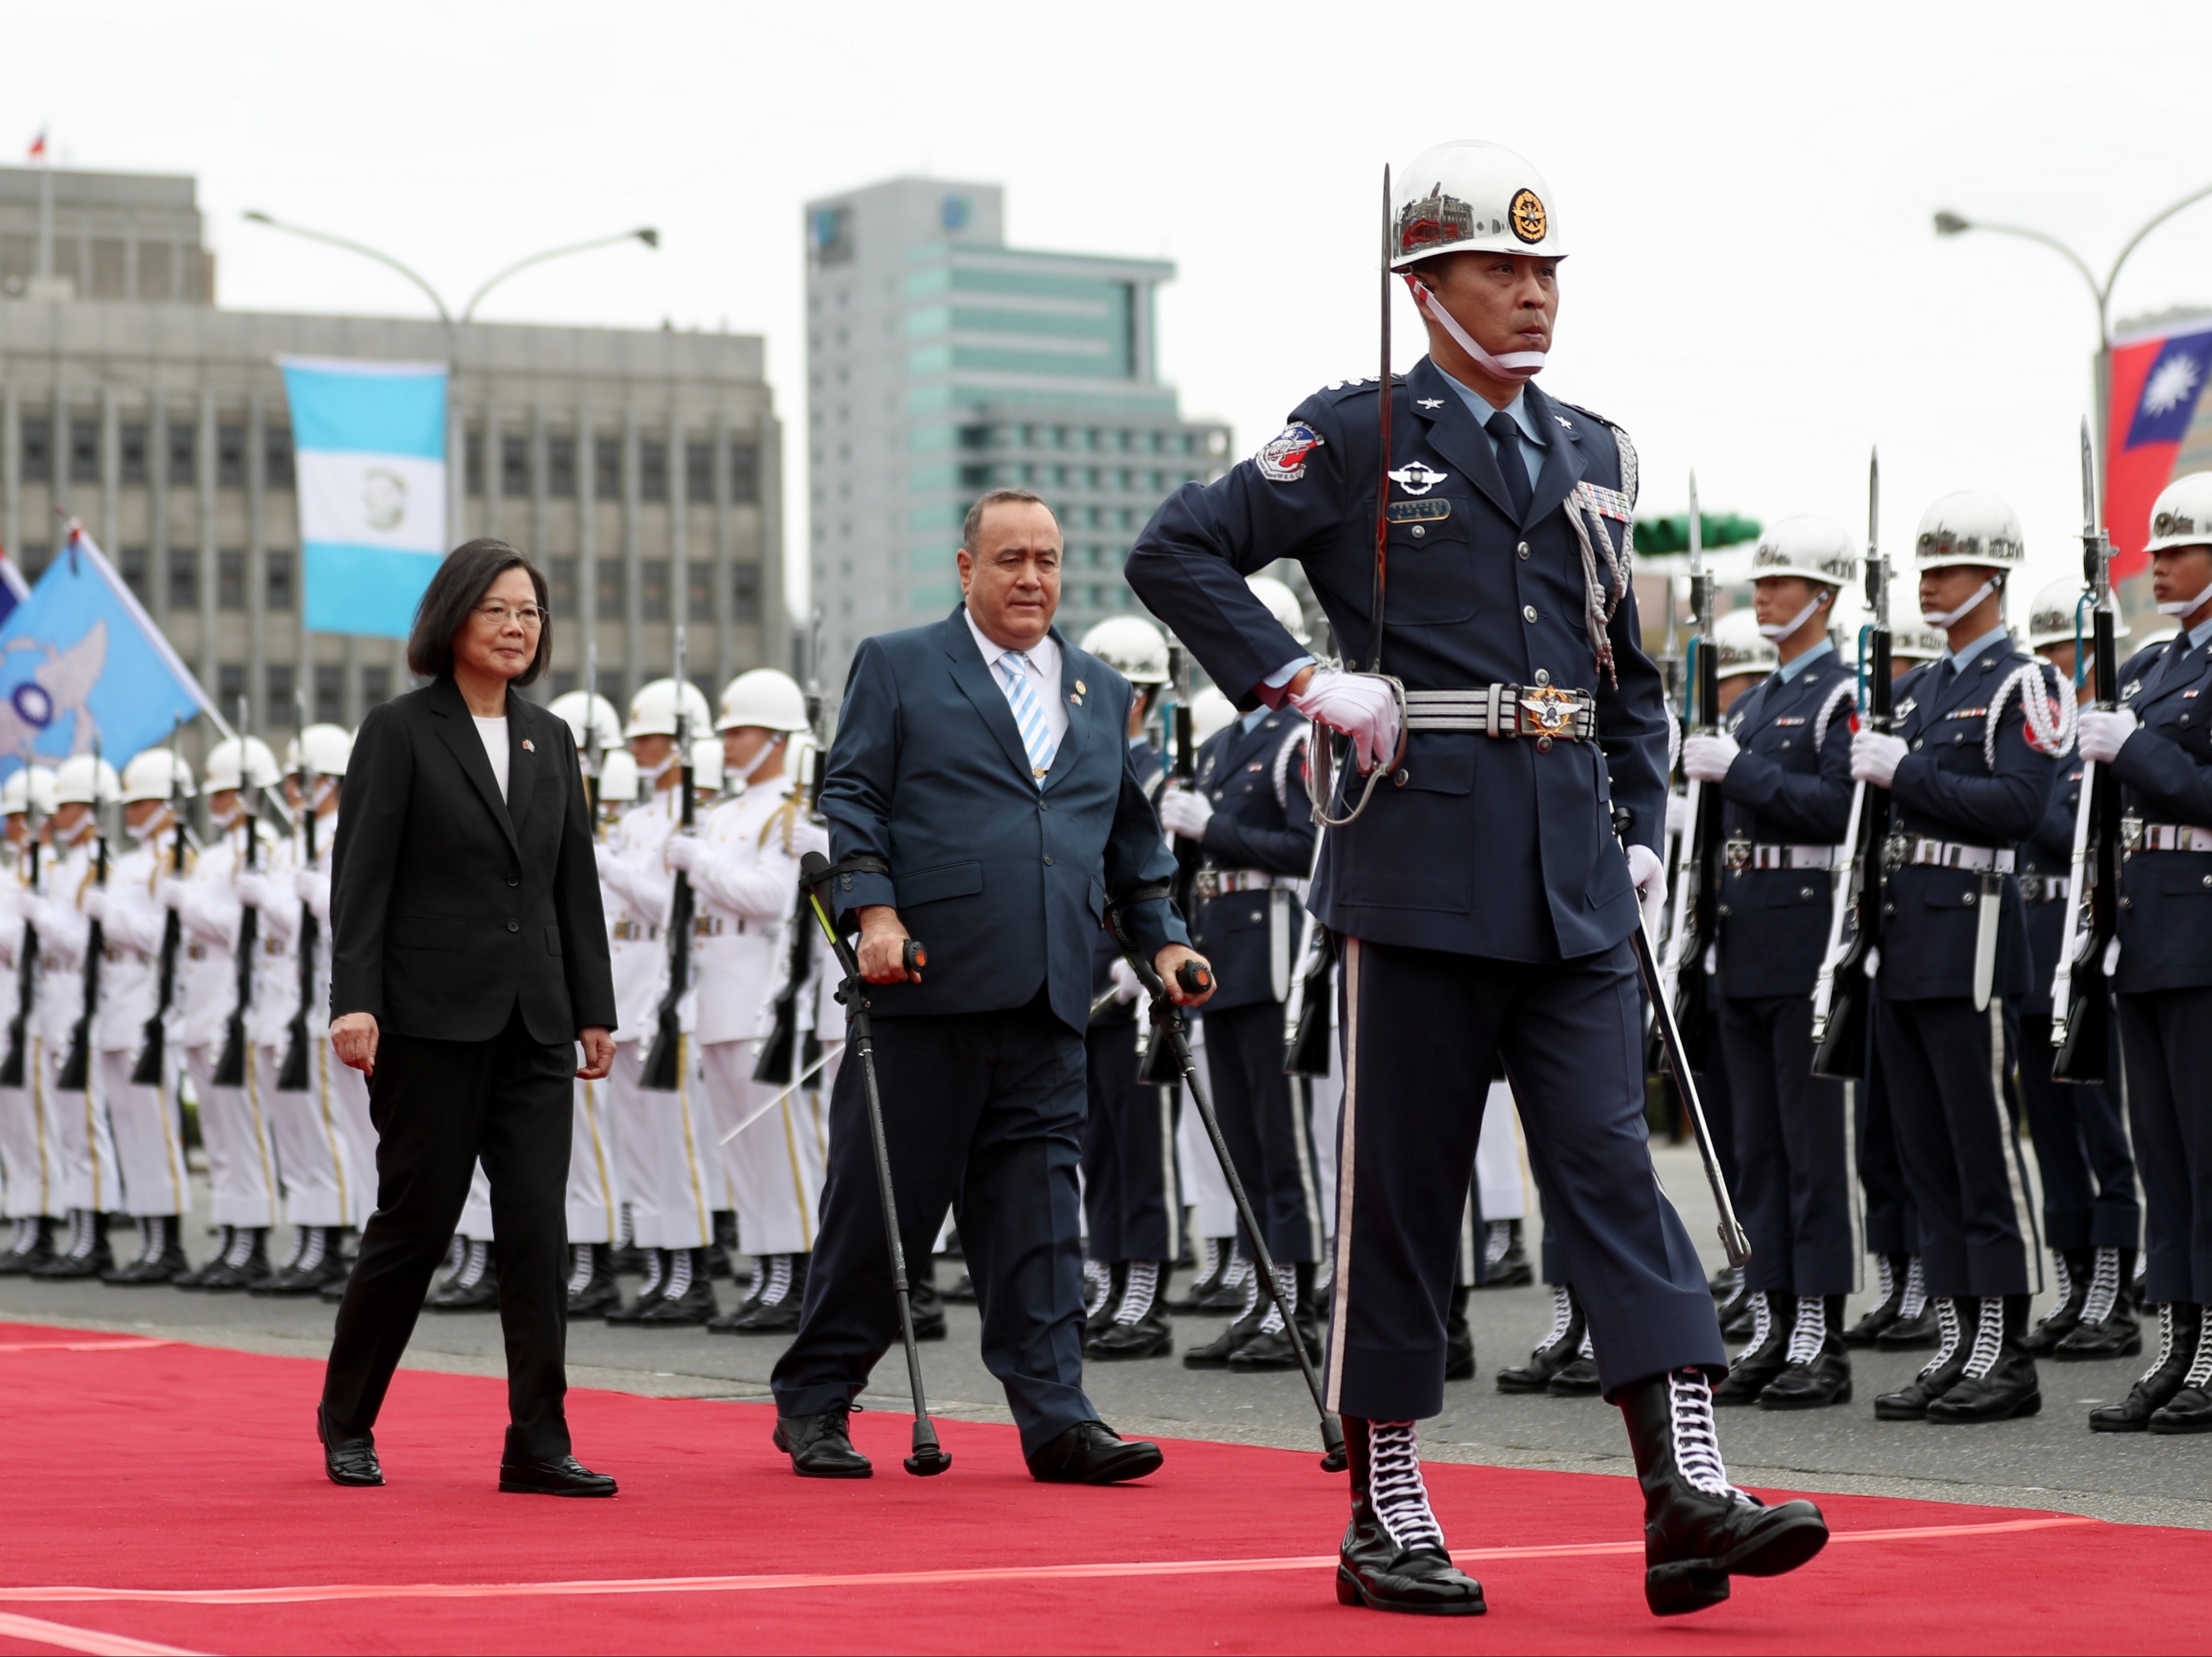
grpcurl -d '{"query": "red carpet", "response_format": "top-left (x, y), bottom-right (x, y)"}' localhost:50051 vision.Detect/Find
top-left (0, 1320), bottom-right (2205, 1656)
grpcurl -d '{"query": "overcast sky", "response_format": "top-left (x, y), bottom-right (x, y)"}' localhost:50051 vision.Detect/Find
top-left (8, 0), bottom-right (2211, 630)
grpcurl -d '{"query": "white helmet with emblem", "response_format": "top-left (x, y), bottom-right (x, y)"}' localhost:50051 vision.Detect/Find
top-left (715, 669), bottom-right (809, 735)
top-left (285, 723), bottom-right (353, 778)
top-left (1750, 517), bottom-right (1857, 589)
top-left (1392, 140), bottom-right (1565, 267)
top-left (2027, 577), bottom-right (2130, 650)
top-left (1711, 608), bottom-right (1780, 680)
top-left (54, 753), bottom-right (121, 807)
top-left (1244, 574), bottom-right (1312, 645)
top-left (1891, 625), bottom-right (1948, 662)
top-left (2, 765), bottom-right (57, 818)
top-left (2146, 472), bottom-right (2212, 554)
top-left (596, 749), bottom-right (640, 805)
top-left (1079, 616), bottom-right (1170, 686)
top-left (548, 691), bottom-right (622, 754)
top-left (1187, 687), bottom-right (1237, 747)
top-left (1913, 490), bottom-right (2026, 572)
top-left (120, 748), bottom-right (196, 805)
top-left (203, 736), bottom-right (282, 794)
top-left (624, 678), bottom-right (714, 740)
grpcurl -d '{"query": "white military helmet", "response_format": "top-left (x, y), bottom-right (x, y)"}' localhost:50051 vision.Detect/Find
top-left (286, 723), bottom-right (353, 778)
top-left (1392, 140), bottom-right (1565, 267)
top-left (2027, 577), bottom-right (2130, 650)
top-left (2146, 472), bottom-right (2212, 554)
top-left (596, 749), bottom-right (641, 805)
top-left (1892, 625), bottom-right (1948, 662)
top-left (1711, 608), bottom-right (1780, 680)
top-left (625, 677), bottom-right (714, 739)
top-left (715, 669), bottom-right (809, 734)
top-left (1079, 616), bottom-right (1170, 686)
top-left (3, 766), bottom-right (58, 818)
top-left (690, 736), bottom-right (725, 792)
top-left (1914, 490), bottom-right (2026, 572)
top-left (53, 753), bottom-right (121, 807)
top-left (120, 748), bottom-right (196, 805)
top-left (1245, 574), bottom-right (1312, 645)
top-left (548, 690), bottom-right (622, 754)
top-left (203, 735), bottom-right (282, 793)
top-left (1187, 686), bottom-right (1237, 746)
top-left (1750, 517), bottom-right (1857, 589)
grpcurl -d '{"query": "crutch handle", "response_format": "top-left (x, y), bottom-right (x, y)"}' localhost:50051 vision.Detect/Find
top-left (1174, 959), bottom-right (1211, 996)
top-left (902, 939), bottom-right (927, 976)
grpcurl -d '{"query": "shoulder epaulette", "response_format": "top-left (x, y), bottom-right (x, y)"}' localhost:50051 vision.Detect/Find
top-left (1310, 374), bottom-right (1403, 405)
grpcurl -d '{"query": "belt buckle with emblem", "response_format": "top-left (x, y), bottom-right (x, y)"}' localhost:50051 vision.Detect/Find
top-left (2121, 810), bottom-right (2144, 853)
top-left (1194, 869), bottom-right (1222, 901)
top-left (1723, 834), bottom-right (1751, 873)
top-left (1882, 832), bottom-right (1910, 873)
top-left (1518, 682), bottom-right (1578, 740)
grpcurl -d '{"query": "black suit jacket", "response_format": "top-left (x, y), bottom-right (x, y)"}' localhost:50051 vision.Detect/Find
top-left (329, 675), bottom-right (617, 1045)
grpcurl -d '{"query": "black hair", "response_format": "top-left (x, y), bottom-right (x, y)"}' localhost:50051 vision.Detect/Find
top-left (405, 538), bottom-right (552, 687)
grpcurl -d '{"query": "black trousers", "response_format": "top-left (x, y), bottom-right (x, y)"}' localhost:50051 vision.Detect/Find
top-left (2013, 1009), bottom-right (2139, 1254)
top-left (772, 998), bottom-right (1095, 1457)
top-left (1328, 938), bottom-right (1722, 1420)
top-left (1080, 1019), bottom-right (1180, 1264)
top-left (1720, 995), bottom-right (1853, 1296)
top-left (1856, 1026), bottom-right (1921, 1258)
top-left (2117, 987), bottom-right (2212, 1306)
top-left (1873, 995), bottom-right (2032, 1299)
top-left (322, 1006), bottom-right (575, 1457)
top-left (1201, 1000), bottom-right (1320, 1263)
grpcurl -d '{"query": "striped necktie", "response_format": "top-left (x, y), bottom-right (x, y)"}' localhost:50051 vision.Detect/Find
top-left (997, 652), bottom-right (1057, 786)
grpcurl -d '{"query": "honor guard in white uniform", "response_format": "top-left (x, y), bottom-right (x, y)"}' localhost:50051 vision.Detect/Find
top-left (666, 668), bottom-right (830, 1334)
top-left (595, 677), bottom-right (721, 1324)
top-left (25, 754), bottom-right (125, 1278)
top-left (0, 767), bottom-right (60, 1272)
top-left (167, 737), bottom-right (284, 1289)
top-left (88, 748), bottom-right (196, 1282)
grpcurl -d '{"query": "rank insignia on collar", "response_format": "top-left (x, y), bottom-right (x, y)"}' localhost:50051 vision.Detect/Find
top-left (1416, 398), bottom-right (1445, 410)
top-left (1388, 461), bottom-right (1449, 497)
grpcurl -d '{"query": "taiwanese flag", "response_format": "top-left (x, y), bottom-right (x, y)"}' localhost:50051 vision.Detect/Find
top-left (2107, 325), bottom-right (2212, 580)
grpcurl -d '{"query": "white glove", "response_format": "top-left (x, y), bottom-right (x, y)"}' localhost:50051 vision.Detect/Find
top-left (1157, 787), bottom-right (1213, 843)
top-left (81, 890), bottom-right (107, 924)
top-left (1109, 956), bottom-right (1143, 1005)
top-left (2077, 709), bottom-right (2138, 765)
top-left (235, 871), bottom-right (277, 911)
top-left (1626, 843), bottom-right (1666, 941)
top-left (593, 843), bottom-right (619, 882)
top-left (158, 876), bottom-right (187, 912)
top-left (1851, 730), bottom-right (1908, 787)
top-left (664, 833), bottom-right (702, 872)
top-left (294, 866), bottom-right (320, 902)
top-left (1681, 733), bottom-right (1739, 784)
top-left (1287, 669), bottom-right (1401, 773)
top-left (1665, 792), bottom-right (1690, 837)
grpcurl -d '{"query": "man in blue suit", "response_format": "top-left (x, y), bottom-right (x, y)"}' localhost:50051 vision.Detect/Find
top-left (769, 487), bottom-right (1208, 1484)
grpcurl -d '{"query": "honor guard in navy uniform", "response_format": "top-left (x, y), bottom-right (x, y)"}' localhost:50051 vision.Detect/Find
top-left (1074, 615), bottom-right (1180, 1359)
top-left (1851, 491), bottom-right (2064, 1424)
top-left (2017, 579), bottom-right (2142, 1359)
top-left (2081, 474), bottom-right (2212, 1432)
top-left (1128, 139), bottom-right (1828, 1619)
top-left (1685, 523), bottom-right (1858, 1407)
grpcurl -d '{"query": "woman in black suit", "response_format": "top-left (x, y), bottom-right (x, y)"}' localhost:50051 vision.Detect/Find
top-left (318, 539), bottom-right (619, 1495)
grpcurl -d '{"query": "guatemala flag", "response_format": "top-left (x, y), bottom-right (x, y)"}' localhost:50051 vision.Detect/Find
top-left (0, 523), bottom-right (221, 780)
top-left (2106, 323), bottom-right (2212, 581)
top-left (279, 355), bottom-right (449, 639)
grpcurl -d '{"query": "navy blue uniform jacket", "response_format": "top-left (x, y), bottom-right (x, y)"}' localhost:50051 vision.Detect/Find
top-left (1126, 359), bottom-right (1668, 964)
top-left (1877, 639), bottom-right (2061, 1001)
top-left (2112, 631), bottom-right (2212, 993)
top-left (1713, 654), bottom-right (1856, 1000)
top-left (1189, 709), bottom-right (1316, 1010)
top-left (821, 609), bottom-right (1187, 1034)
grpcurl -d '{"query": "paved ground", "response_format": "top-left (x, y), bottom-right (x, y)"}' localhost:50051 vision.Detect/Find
top-left (9, 1140), bottom-right (2207, 1531)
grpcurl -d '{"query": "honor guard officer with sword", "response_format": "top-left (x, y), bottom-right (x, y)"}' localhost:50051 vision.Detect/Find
top-left (1684, 522), bottom-right (1857, 1407)
top-left (1128, 139), bottom-right (1829, 1619)
top-left (1850, 491), bottom-right (2065, 1425)
top-left (1162, 574), bottom-right (1324, 1374)
top-left (2017, 579), bottom-right (2142, 1360)
top-left (2081, 472), bottom-right (2212, 1432)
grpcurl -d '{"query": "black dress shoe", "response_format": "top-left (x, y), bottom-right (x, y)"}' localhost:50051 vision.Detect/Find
top-left (2149, 1384), bottom-right (2212, 1434)
top-left (1334, 1416), bottom-right (1485, 1616)
top-left (2090, 1304), bottom-right (2199, 1432)
top-left (1183, 1302), bottom-right (1265, 1368)
top-left (1927, 1298), bottom-right (2040, 1423)
top-left (1758, 1341), bottom-right (1853, 1410)
top-left (1874, 1298), bottom-right (1940, 1350)
top-left (1547, 1350), bottom-right (1602, 1396)
top-left (1027, 1420), bottom-right (1162, 1484)
top-left (1876, 1298), bottom-right (1973, 1421)
top-left (1497, 1287), bottom-right (1585, 1394)
top-left (1088, 1304), bottom-right (1175, 1360)
top-left (774, 1402), bottom-right (872, 1478)
top-left (317, 1405), bottom-right (383, 1487)
top-left (500, 1454), bottom-right (618, 1496)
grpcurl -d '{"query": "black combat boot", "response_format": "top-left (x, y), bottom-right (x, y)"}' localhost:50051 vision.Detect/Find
top-left (194, 1226), bottom-right (269, 1292)
top-left (104, 1216), bottom-right (189, 1285)
top-left (1841, 1254), bottom-right (1909, 1347)
top-left (1497, 1284), bottom-right (1585, 1393)
top-left (254, 1225), bottom-right (347, 1295)
top-left (1926, 1295), bottom-right (2040, 1422)
top-left (2147, 1308), bottom-right (2212, 1434)
top-left (0, 1216), bottom-right (55, 1277)
top-left (1332, 1415), bottom-right (1485, 1615)
top-left (1618, 1368), bottom-right (1829, 1615)
top-left (427, 1238), bottom-right (499, 1311)
top-left (707, 1211), bottom-right (738, 1278)
top-left (1187, 1242), bottom-right (1253, 1314)
top-left (604, 1247), bottom-right (667, 1324)
top-left (718, 1253), bottom-right (810, 1334)
top-left (1707, 1263), bottom-right (1742, 1303)
top-left (1873, 1257), bottom-right (1939, 1349)
top-left (1758, 1295), bottom-right (1852, 1409)
top-left (1874, 1297), bottom-right (1974, 1420)
top-left (2054, 1247), bottom-right (2140, 1360)
top-left (2090, 1303), bottom-right (2200, 1432)
top-left (566, 1243), bottom-right (622, 1316)
top-left (1713, 1293), bottom-right (1790, 1406)
top-left (1229, 1263), bottom-right (1319, 1372)
top-left (1478, 1220), bottom-right (1532, 1288)
top-left (1716, 1275), bottom-right (1758, 1341)
top-left (1087, 1259), bottom-right (1174, 1360)
top-left (1166, 1237), bottom-right (1231, 1311)
top-left (636, 1247), bottom-right (716, 1324)
top-left (32, 1209), bottom-right (110, 1280)
top-left (1084, 1260), bottom-right (1126, 1340)
top-left (2024, 1249), bottom-right (2091, 1356)
top-left (1183, 1266), bottom-right (1268, 1368)
top-left (1444, 1287), bottom-right (1475, 1381)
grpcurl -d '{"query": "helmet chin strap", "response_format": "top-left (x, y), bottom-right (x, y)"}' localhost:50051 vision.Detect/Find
top-left (639, 750), bottom-right (678, 786)
top-left (2156, 574), bottom-right (2212, 618)
top-left (1922, 574), bottom-right (2001, 631)
top-left (726, 734), bottom-right (785, 795)
top-left (1759, 592), bottom-right (1831, 642)
top-left (1406, 278), bottom-right (1546, 381)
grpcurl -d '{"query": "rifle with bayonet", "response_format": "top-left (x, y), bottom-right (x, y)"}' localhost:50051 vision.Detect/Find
top-left (1140, 649), bottom-right (1200, 1087)
top-left (1, 776), bottom-right (43, 1088)
top-left (213, 699), bottom-right (259, 1088)
top-left (583, 639), bottom-right (605, 826)
top-left (277, 694), bottom-right (321, 1092)
top-left (755, 613), bottom-right (828, 1089)
top-left (2051, 419), bottom-right (2120, 1083)
top-left (55, 741), bottom-right (107, 1093)
top-left (1811, 450), bottom-right (1890, 1078)
top-left (641, 631), bottom-right (697, 1092)
top-left (130, 724), bottom-right (190, 1086)
top-left (1651, 474), bottom-right (1718, 1075)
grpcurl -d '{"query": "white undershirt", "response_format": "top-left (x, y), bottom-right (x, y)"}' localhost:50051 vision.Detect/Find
top-left (473, 714), bottom-right (511, 801)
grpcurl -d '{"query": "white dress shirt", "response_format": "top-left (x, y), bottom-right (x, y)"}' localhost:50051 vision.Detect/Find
top-left (964, 606), bottom-right (1068, 753)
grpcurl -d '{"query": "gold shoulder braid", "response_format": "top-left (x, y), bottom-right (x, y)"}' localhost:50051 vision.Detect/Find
top-left (758, 795), bottom-right (803, 855)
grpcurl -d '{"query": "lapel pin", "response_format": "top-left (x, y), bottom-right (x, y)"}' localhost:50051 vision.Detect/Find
top-left (521, 738), bottom-right (535, 752)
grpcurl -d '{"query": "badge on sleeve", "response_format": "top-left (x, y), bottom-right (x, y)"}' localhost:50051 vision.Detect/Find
top-left (1257, 424), bottom-right (1325, 482)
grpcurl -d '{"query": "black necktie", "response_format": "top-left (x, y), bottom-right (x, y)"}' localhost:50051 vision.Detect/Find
top-left (1485, 410), bottom-right (1534, 522)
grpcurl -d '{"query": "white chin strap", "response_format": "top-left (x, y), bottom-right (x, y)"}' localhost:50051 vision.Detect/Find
top-left (1759, 593), bottom-right (1830, 642)
top-left (2157, 576), bottom-right (2212, 618)
top-left (1922, 575), bottom-right (2001, 630)
top-left (1408, 279), bottom-right (1546, 381)
top-left (728, 734), bottom-right (785, 792)
top-left (640, 751), bottom-right (678, 786)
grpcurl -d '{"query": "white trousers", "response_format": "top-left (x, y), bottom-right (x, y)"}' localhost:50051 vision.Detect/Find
top-left (567, 1074), bottom-right (622, 1244)
top-left (1176, 1019), bottom-right (1238, 1240)
top-left (0, 1036), bottom-right (55, 1219)
top-left (46, 1043), bottom-right (122, 1214)
top-left (99, 1050), bottom-right (188, 1219)
top-left (185, 1042), bottom-right (280, 1230)
top-left (607, 1037), bottom-right (714, 1250)
top-left (261, 1042), bottom-right (366, 1230)
top-left (459, 1161), bottom-right (495, 1241)
top-left (1476, 1080), bottom-right (1528, 1222)
top-left (700, 1038), bottom-right (826, 1258)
